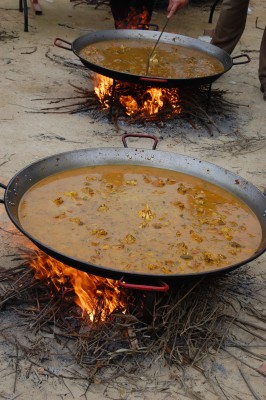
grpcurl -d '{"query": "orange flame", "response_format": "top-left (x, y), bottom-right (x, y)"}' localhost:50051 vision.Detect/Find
top-left (115, 7), bottom-right (151, 30)
top-left (94, 74), bottom-right (114, 109)
top-left (93, 74), bottom-right (182, 117)
top-left (143, 88), bottom-right (164, 114)
top-left (119, 95), bottom-right (139, 116)
top-left (29, 250), bottom-right (126, 322)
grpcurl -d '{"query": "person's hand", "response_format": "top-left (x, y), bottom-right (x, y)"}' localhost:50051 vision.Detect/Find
top-left (167, 0), bottom-right (189, 18)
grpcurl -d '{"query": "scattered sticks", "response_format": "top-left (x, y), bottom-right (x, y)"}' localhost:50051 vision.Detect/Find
top-left (30, 77), bottom-right (237, 135)
top-left (238, 366), bottom-right (262, 400)
top-left (0, 248), bottom-right (265, 387)
top-left (41, 49), bottom-right (240, 134)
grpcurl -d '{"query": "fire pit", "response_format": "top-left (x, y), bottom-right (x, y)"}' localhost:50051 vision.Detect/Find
top-left (1, 249), bottom-right (265, 380)
top-left (94, 74), bottom-right (182, 120)
top-left (33, 62), bottom-right (236, 134)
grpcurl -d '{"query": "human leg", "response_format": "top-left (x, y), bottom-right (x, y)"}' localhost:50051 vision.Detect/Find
top-left (211, 0), bottom-right (250, 54)
top-left (259, 27), bottom-right (266, 99)
top-left (109, 0), bottom-right (129, 23)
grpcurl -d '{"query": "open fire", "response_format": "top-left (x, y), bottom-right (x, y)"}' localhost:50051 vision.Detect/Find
top-left (28, 249), bottom-right (126, 322)
top-left (110, 3), bottom-right (153, 30)
top-left (115, 8), bottom-right (151, 30)
top-left (93, 74), bottom-right (182, 118)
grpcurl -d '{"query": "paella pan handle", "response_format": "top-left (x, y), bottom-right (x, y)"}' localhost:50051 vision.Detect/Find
top-left (140, 77), bottom-right (168, 84)
top-left (122, 133), bottom-right (158, 150)
top-left (232, 54), bottom-right (251, 65)
top-left (0, 183), bottom-right (7, 204)
top-left (118, 277), bottom-right (169, 292)
top-left (54, 38), bottom-right (72, 51)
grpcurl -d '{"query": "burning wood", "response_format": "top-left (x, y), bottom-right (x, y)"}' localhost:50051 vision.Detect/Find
top-left (94, 74), bottom-right (182, 117)
top-left (1, 246), bottom-right (265, 376)
top-left (34, 62), bottom-right (237, 134)
top-left (113, 7), bottom-right (152, 30)
top-left (29, 250), bottom-right (127, 322)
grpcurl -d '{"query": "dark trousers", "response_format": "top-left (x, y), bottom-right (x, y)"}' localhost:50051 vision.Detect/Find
top-left (109, 0), bottom-right (156, 28)
top-left (211, 0), bottom-right (249, 54)
top-left (259, 27), bottom-right (266, 87)
top-left (211, 0), bottom-right (266, 87)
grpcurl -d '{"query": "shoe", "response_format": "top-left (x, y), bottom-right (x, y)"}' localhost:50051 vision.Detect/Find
top-left (260, 85), bottom-right (266, 101)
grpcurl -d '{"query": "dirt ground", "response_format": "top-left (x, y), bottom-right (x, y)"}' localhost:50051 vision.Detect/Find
top-left (0, 0), bottom-right (266, 399)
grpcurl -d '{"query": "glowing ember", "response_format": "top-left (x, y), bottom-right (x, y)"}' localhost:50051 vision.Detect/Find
top-left (29, 250), bottom-right (126, 322)
top-left (119, 95), bottom-right (139, 116)
top-left (93, 74), bottom-right (182, 117)
top-left (115, 8), bottom-right (151, 30)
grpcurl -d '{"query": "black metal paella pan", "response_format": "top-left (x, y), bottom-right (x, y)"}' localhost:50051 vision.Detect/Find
top-left (1, 135), bottom-right (266, 291)
top-left (54, 29), bottom-right (250, 88)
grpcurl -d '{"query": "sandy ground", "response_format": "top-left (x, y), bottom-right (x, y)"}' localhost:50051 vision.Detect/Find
top-left (0, 0), bottom-right (266, 399)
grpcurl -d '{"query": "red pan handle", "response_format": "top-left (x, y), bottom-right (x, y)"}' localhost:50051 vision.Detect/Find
top-left (54, 38), bottom-right (72, 51)
top-left (122, 133), bottom-right (158, 150)
top-left (140, 77), bottom-right (168, 84)
top-left (118, 277), bottom-right (169, 292)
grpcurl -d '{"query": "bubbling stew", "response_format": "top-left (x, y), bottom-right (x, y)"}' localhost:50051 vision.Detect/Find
top-left (19, 165), bottom-right (262, 275)
top-left (80, 39), bottom-right (225, 79)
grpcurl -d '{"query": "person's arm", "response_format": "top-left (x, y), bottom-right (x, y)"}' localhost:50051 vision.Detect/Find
top-left (167, 0), bottom-right (189, 18)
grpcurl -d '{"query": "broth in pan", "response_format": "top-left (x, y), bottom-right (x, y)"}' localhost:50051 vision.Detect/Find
top-left (18, 165), bottom-right (262, 275)
top-left (80, 39), bottom-right (225, 78)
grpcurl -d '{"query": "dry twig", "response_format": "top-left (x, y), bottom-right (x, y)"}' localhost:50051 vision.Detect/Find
top-left (0, 248), bottom-right (265, 386)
